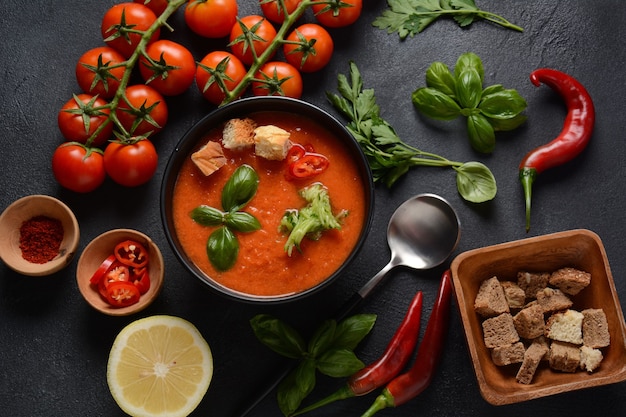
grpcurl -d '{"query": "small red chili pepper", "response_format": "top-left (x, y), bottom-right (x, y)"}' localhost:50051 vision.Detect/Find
top-left (289, 153), bottom-right (329, 178)
top-left (291, 291), bottom-right (423, 416)
top-left (89, 254), bottom-right (117, 285)
top-left (519, 68), bottom-right (595, 232)
top-left (287, 143), bottom-right (307, 164)
top-left (130, 267), bottom-right (151, 295)
top-left (114, 239), bottom-right (149, 268)
top-left (360, 269), bottom-right (452, 417)
top-left (105, 281), bottom-right (141, 308)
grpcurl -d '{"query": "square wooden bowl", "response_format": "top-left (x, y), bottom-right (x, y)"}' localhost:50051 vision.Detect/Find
top-left (450, 229), bottom-right (626, 405)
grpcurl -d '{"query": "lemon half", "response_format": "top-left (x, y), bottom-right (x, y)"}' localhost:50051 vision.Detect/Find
top-left (107, 315), bottom-right (213, 417)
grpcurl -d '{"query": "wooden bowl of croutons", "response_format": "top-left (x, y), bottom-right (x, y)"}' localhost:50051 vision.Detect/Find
top-left (450, 229), bottom-right (626, 405)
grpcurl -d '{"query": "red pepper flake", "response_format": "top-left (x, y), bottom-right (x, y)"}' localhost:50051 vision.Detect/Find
top-left (19, 215), bottom-right (64, 264)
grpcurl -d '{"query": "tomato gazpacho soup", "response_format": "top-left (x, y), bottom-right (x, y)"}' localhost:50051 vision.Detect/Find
top-left (172, 111), bottom-right (367, 296)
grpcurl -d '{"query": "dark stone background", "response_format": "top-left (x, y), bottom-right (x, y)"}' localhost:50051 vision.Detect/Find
top-left (1, 1), bottom-right (625, 416)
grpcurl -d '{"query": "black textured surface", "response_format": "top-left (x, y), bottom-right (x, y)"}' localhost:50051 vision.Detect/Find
top-left (1, 1), bottom-right (626, 416)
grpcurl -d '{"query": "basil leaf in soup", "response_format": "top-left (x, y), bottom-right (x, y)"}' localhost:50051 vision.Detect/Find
top-left (225, 211), bottom-right (261, 232)
top-left (221, 164), bottom-right (259, 212)
top-left (207, 226), bottom-right (239, 271)
top-left (190, 205), bottom-right (224, 226)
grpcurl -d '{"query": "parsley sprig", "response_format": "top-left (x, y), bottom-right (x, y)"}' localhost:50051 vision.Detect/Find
top-left (373, 0), bottom-right (523, 39)
top-left (327, 62), bottom-right (497, 203)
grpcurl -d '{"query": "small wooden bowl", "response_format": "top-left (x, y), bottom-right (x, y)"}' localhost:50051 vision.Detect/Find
top-left (450, 229), bottom-right (626, 405)
top-left (0, 195), bottom-right (80, 276)
top-left (76, 229), bottom-right (164, 316)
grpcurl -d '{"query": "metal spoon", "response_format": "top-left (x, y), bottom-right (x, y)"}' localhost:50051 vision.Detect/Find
top-left (237, 193), bottom-right (461, 416)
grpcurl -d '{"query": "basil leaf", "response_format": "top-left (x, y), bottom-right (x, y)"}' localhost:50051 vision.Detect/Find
top-left (481, 84), bottom-right (504, 97)
top-left (190, 205), bottom-right (224, 226)
top-left (479, 89), bottom-right (527, 119)
top-left (454, 52), bottom-right (484, 83)
top-left (278, 359), bottom-right (316, 417)
top-left (467, 113), bottom-right (495, 153)
top-left (455, 68), bottom-right (483, 109)
top-left (454, 161), bottom-right (497, 203)
top-left (486, 113), bottom-right (528, 131)
top-left (308, 320), bottom-right (337, 358)
top-left (207, 226), bottom-right (239, 271)
top-left (316, 348), bottom-right (365, 378)
top-left (412, 87), bottom-right (461, 120)
top-left (221, 164), bottom-right (259, 212)
top-left (331, 313), bottom-right (377, 351)
top-left (425, 61), bottom-right (456, 97)
top-left (250, 314), bottom-right (307, 359)
top-left (224, 211), bottom-right (261, 232)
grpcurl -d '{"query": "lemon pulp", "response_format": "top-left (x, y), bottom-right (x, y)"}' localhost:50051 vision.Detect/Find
top-left (107, 315), bottom-right (213, 417)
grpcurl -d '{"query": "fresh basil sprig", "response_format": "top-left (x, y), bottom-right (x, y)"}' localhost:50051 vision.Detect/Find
top-left (250, 313), bottom-right (376, 416)
top-left (412, 52), bottom-right (528, 153)
top-left (327, 61), bottom-right (497, 203)
top-left (373, 0), bottom-right (523, 39)
top-left (190, 164), bottom-right (261, 271)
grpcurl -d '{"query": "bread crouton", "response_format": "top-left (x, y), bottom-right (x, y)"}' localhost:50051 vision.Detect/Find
top-left (580, 345), bottom-right (603, 372)
top-left (482, 313), bottom-right (519, 348)
top-left (549, 267), bottom-right (591, 296)
top-left (549, 341), bottom-right (580, 373)
top-left (545, 309), bottom-right (584, 345)
top-left (513, 304), bottom-right (545, 339)
top-left (474, 276), bottom-right (510, 318)
top-left (536, 287), bottom-right (573, 314)
top-left (517, 271), bottom-right (550, 299)
top-left (253, 125), bottom-right (292, 160)
top-left (191, 141), bottom-right (227, 176)
top-left (222, 118), bottom-right (257, 150)
top-left (491, 342), bottom-right (526, 366)
top-left (501, 281), bottom-right (526, 310)
top-left (582, 308), bottom-right (610, 348)
top-left (516, 338), bottom-right (550, 384)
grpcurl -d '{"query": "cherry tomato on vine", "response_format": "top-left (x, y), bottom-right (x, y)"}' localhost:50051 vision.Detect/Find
top-left (139, 40), bottom-right (196, 96)
top-left (252, 61), bottom-right (303, 99)
top-left (185, 0), bottom-right (238, 38)
top-left (134, 0), bottom-right (169, 15)
top-left (196, 51), bottom-right (247, 105)
top-left (103, 139), bottom-right (159, 187)
top-left (116, 84), bottom-right (168, 136)
top-left (58, 94), bottom-right (113, 147)
top-left (52, 143), bottom-right (106, 193)
top-left (229, 15), bottom-right (277, 66)
top-left (75, 47), bottom-right (126, 99)
top-left (312, 0), bottom-right (362, 28)
top-left (101, 2), bottom-right (160, 59)
top-left (283, 23), bottom-right (334, 73)
top-left (259, 0), bottom-right (302, 24)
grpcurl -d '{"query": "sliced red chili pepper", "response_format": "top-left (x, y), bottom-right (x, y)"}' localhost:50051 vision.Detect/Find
top-left (289, 153), bottom-right (329, 178)
top-left (105, 281), bottom-right (140, 308)
top-left (286, 143), bottom-right (307, 164)
top-left (89, 254), bottom-right (117, 285)
top-left (103, 263), bottom-right (131, 288)
top-left (130, 267), bottom-right (151, 295)
top-left (114, 239), bottom-right (149, 268)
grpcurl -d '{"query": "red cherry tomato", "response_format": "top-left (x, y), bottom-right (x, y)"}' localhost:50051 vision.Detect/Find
top-left (101, 2), bottom-right (160, 59)
top-left (134, 0), bottom-right (169, 15)
top-left (139, 40), bottom-right (196, 96)
top-left (58, 94), bottom-right (113, 147)
top-left (103, 139), bottom-right (159, 187)
top-left (259, 0), bottom-right (302, 24)
top-left (51, 143), bottom-right (106, 193)
top-left (185, 0), bottom-right (238, 38)
top-left (289, 152), bottom-right (329, 178)
top-left (106, 281), bottom-right (141, 307)
top-left (116, 84), bottom-right (168, 136)
top-left (75, 47), bottom-right (127, 99)
top-left (252, 61), bottom-right (303, 99)
top-left (229, 15), bottom-right (277, 66)
top-left (114, 240), bottom-right (149, 268)
top-left (196, 51), bottom-right (247, 105)
top-left (312, 0), bottom-right (362, 28)
top-left (283, 23), bottom-right (334, 73)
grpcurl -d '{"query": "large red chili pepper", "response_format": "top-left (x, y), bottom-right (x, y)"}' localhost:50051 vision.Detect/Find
top-left (360, 269), bottom-right (452, 417)
top-left (519, 68), bottom-right (595, 232)
top-left (291, 291), bottom-right (423, 416)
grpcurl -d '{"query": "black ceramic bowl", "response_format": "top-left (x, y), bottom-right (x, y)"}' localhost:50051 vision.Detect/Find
top-left (160, 96), bottom-right (374, 303)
